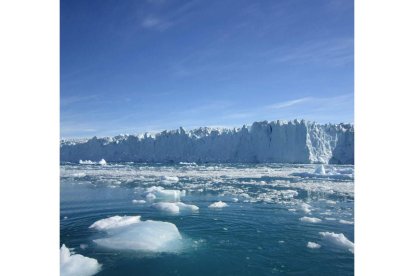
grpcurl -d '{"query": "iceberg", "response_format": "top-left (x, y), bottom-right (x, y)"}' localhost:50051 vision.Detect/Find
top-left (60, 244), bottom-right (101, 276)
top-left (60, 120), bottom-right (354, 164)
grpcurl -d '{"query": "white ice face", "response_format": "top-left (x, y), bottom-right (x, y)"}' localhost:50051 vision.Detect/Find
top-left (61, 120), bottom-right (354, 164)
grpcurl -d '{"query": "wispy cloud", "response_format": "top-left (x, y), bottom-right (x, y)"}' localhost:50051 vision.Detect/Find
top-left (267, 97), bottom-right (312, 109)
top-left (263, 38), bottom-right (353, 67)
top-left (141, 16), bottom-right (172, 30)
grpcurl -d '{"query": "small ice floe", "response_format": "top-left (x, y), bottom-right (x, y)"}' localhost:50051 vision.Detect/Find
top-left (79, 244), bottom-right (88, 250)
top-left (319, 232), bottom-right (354, 253)
top-left (144, 186), bottom-right (182, 202)
top-left (161, 176), bottom-right (179, 184)
top-left (299, 203), bottom-right (312, 214)
top-left (60, 244), bottom-right (101, 276)
top-left (232, 198), bottom-right (239, 202)
top-left (90, 216), bottom-right (183, 252)
top-left (98, 159), bottom-right (107, 165)
top-left (89, 215), bottom-right (141, 231)
top-left (152, 202), bottom-right (199, 214)
top-left (326, 200), bottom-right (337, 205)
top-left (208, 201), bottom-right (228, 208)
top-left (307, 242), bottom-right (321, 249)
top-left (132, 199), bottom-right (146, 204)
top-left (314, 164), bottom-right (326, 175)
top-left (79, 160), bottom-right (96, 165)
top-left (325, 217), bottom-right (337, 221)
top-left (300, 216), bottom-right (322, 223)
top-left (278, 240), bottom-right (285, 244)
top-left (339, 219), bottom-right (354, 225)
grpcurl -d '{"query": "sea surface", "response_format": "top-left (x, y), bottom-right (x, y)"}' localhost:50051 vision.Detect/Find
top-left (60, 163), bottom-right (354, 276)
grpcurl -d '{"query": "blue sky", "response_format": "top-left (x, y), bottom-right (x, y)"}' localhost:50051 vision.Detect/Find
top-left (61, 0), bottom-right (354, 138)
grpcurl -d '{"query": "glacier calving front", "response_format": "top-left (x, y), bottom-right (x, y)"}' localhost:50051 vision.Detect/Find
top-left (60, 120), bottom-right (354, 164)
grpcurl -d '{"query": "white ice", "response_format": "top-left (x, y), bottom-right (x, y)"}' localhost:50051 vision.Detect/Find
top-left (319, 232), bottom-right (354, 252)
top-left (92, 219), bottom-right (183, 253)
top-left (299, 203), bottom-right (312, 213)
top-left (339, 219), bottom-right (354, 225)
top-left (89, 215), bottom-right (140, 231)
top-left (208, 201), bottom-right (228, 208)
top-left (61, 120), bottom-right (354, 164)
top-left (132, 199), bottom-right (146, 204)
top-left (98, 159), bottom-right (107, 165)
top-left (152, 202), bottom-right (199, 214)
top-left (300, 216), bottom-right (322, 223)
top-left (314, 165), bottom-right (326, 175)
top-left (161, 176), bottom-right (179, 183)
top-left (60, 244), bottom-right (101, 276)
top-left (307, 242), bottom-right (321, 249)
top-left (79, 160), bottom-right (96, 165)
top-left (144, 186), bottom-right (182, 202)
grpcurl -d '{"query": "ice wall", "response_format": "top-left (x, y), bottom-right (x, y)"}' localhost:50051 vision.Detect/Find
top-left (60, 119), bottom-right (354, 164)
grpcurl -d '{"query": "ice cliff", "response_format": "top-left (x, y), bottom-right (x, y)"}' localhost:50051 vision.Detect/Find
top-left (60, 119), bottom-right (354, 164)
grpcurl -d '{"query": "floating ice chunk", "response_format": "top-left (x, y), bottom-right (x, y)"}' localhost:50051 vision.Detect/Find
top-left (280, 190), bottom-right (299, 199)
top-left (93, 220), bottom-right (183, 252)
top-left (161, 176), bottom-right (179, 183)
top-left (79, 160), bottom-right (96, 165)
top-left (152, 202), bottom-right (199, 214)
top-left (307, 242), bottom-right (321, 249)
top-left (89, 215), bottom-right (140, 231)
top-left (152, 202), bottom-right (180, 214)
top-left (98, 159), bottom-right (107, 165)
top-left (209, 201), bottom-right (228, 208)
top-left (314, 165), bottom-right (326, 175)
top-left (326, 200), bottom-right (337, 205)
top-left (300, 217), bottom-right (322, 223)
top-left (145, 193), bottom-right (156, 200)
top-left (132, 199), bottom-right (146, 204)
top-left (299, 203), bottom-right (312, 213)
top-left (60, 244), bottom-right (101, 276)
top-left (319, 232), bottom-right (354, 252)
top-left (144, 186), bottom-right (181, 202)
top-left (176, 202), bottom-right (199, 212)
top-left (232, 198), bottom-right (239, 202)
top-left (79, 244), bottom-right (88, 250)
top-left (339, 219), bottom-right (354, 225)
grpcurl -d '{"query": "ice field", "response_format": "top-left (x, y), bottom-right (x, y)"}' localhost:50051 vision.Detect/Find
top-left (60, 162), bottom-right (354, 275)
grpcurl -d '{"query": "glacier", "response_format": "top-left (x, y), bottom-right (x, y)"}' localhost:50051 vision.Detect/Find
top-left (60, 119), bottom-right (354, 164)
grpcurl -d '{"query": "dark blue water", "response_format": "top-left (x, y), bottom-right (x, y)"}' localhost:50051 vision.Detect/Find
top-left (61, 163), bottom-right (354, 275)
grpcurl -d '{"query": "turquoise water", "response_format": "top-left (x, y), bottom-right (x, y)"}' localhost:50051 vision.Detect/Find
top-left (60, 163), bottom-right (354, 275)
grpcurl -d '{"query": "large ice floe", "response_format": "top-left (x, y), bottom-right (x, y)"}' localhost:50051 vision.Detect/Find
top-left (319, 232), bottom-right (354, 253)
top-left (60, 244), bottom-right (101, 276)
top-left (61, 119), bottom-right (354, 164)
top-left (90, 215), bottom-right (183, 252)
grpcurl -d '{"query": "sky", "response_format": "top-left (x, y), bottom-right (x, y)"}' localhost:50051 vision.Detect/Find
top-left (61, 0), bottom-right (354, 138)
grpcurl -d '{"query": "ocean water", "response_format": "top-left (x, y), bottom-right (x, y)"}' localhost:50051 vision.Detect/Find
top-left (60, 163), bottom-right (354, 276)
